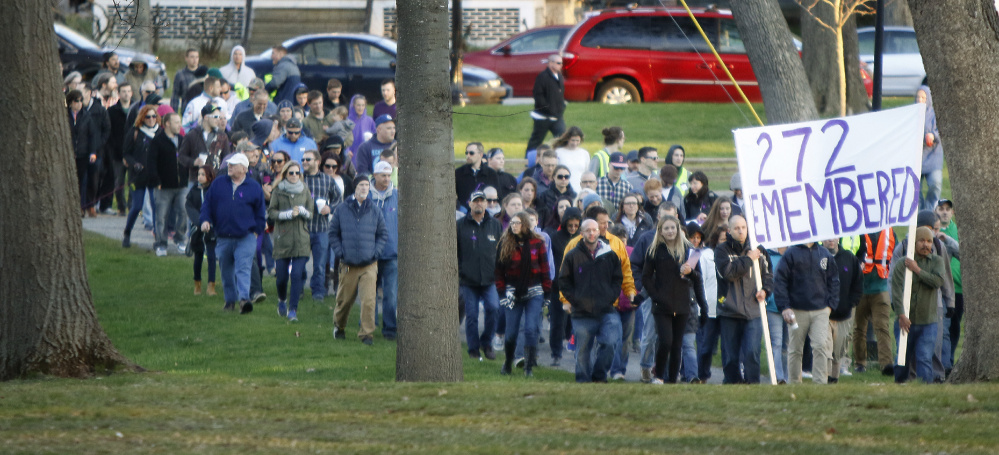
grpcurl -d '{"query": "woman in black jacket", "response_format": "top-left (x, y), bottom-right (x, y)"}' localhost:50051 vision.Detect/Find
top-left (487, 148), bottom-right (518, 201)
top-left (683, 171), bottom-right (717, 224)
top-left (543, 206), bottom-right (582, 365)
top-left (642, 215), bottom-right (707, 384)
top-left (186, 165), bottom-right (217, 296)
top-left (121, 104), bottom-right (161, 247)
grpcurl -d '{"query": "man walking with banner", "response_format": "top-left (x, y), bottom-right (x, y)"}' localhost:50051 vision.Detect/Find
top-left (891, 227), bottom-right (946, 383)
top-left (732, 104), bottom-right (926, 384)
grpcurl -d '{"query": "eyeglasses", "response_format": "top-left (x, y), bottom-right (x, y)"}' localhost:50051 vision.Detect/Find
top-left (581, 180), bottom-right (596, 184)
top-left (144, 114), bottom-right (158, 119)
top-left (509, 221), bottom-right (522, 225)
top-left (287, 171), bottom-right (301, 176)
top-left (555, 174), bottom-right (570, 180)
top-left (623, 201), bottom-right (638, 206)
top-left (486, 198), bottom-right (499, 203)
top-left (287, 130), bottom-right (301, 136)
top-left (324, 164), bottom-right (339, 169)
top-left (302, 158), bottom-right (313, 162)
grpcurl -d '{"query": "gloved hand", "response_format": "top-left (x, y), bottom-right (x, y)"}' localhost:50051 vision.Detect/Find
top-left (945, 307), bottom-right (955, 319)
top-left (506, 289), bottom-right (515, 302)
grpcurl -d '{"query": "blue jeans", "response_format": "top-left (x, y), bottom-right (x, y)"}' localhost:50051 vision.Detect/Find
top-left (460, 284), bottom-right (499, 354)
top-left (941, 314), bottom-right (953, 371)
top-left (309, 232), bottom-right (330, 299)
top-left (262, 232), bottom-right (275, 270)
top-left (377, 258), bottom-right (399, 337)
top-left (124, 186), bottom-right (153, 234)
top-left (611, 310), bottom-right (636, 377)
top-left (697, 317), bottom-right (721, 380)
top-left (216, 234), bottom-right (256, 304)
top-left (572, 313), bottom-right (622, 383)
top-left (719, 316), bottom-right (762, 384)
top-left (681, 332), bottom-right (698, 382)
top-left (639, 298), bottom-right (657, 369)
top-left (766, 311), bottom-right (788, 383)
top-left (276, 256), bottom-right (308, 311)
top-left (505, 295), bottom-right (543, 348)
top-left (633, 302), bottom-right (645, 351)
top-left (920, 169), bottom-right (943, 211)
top-left (894, 320), bottom-right (937, 383)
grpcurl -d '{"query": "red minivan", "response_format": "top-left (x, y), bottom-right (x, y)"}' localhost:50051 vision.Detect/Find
top-left (559, 6), bottom-right (761, 103)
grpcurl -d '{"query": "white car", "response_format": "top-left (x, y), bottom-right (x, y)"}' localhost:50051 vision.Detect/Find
top-left (857, 26), bottom-right (926, 97)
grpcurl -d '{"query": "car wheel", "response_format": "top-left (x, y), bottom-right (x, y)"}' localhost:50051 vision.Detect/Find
top-left (597, 79), bottom-right (641, 104)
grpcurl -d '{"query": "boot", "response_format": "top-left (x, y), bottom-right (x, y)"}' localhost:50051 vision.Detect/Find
top-left (194, 280), bottom-right (202, 295)
top-left (501, 342), bottom-right (516, 375)
top-left (88, 207), bottom-right (97, 217)
top-left (207, 282), bottom-right (217, 296)
top-left (525, 346), bottom-right (537, 378)
top-left (122, 231), bottom-right (131, 248)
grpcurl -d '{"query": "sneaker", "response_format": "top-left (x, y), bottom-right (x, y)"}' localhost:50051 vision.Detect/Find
top-left (855, 365), bottom-right (867, 373)
top-left (277, 301), bottom-right (288, 317)
top-left (121, 234), bottom-right (131, 248)
top-left (650, 378), bottom-right (665, 385)
top-left (482, 347), bottom-right (496, 361)
top-left (333, 328), bottom-right (346, 339)
top-left (155, 248), bottom-right (167, 257)
top-left (239, 300), bottom-right (253, 314)
top-left (288, 310), bottom-right (297, 322)
top-left (515, 358), bottom-right (525, 368)
top-left (550, 356), bottom-right (561, 367)
top-left (102, 208), bottom-right (117, 216)
top-left (176, 243), bottom-right (187, 254)
top-left (612, 373), bottom-right (626, 381)
top-left (361, 336), bottom-right (374, 346)
top-left (828, 377), bottom-right (838, 384)
top-left (641, 368), bottom-right (653, 383)
top-left (802, 371), bottom-right (813, 379)
top-left (469, 350), bottom-right (481, 360)
top-left (840, 365), bottom-right (853, 376)
top-left (251, 293), bottom-right (267, 304)
top-left (223, 302), bottom-right (236, 312)
top-left (492, 335), bottom-right (504, 352)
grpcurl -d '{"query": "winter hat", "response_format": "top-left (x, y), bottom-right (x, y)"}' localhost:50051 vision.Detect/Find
top-left (250, 119), bottom-right (274, 147)
top-left (582, 193), bottom-right (602, 210)
top-left (354, 174), bottom-right (371, 189)
top-left (207, 68), bottom-right (224, 80)
top-left (277, 100), bottom-right (294, 111)
top-left (917, 210), bottom-right (938, 228)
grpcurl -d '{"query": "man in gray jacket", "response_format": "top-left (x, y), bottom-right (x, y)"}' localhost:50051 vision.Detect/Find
top-left (330, 176), bottom-right (388, 345)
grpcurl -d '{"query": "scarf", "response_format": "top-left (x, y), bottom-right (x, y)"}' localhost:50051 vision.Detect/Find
top-left (277, 179), bottom-right (305, 194)
top-left (139, 124), bottom-right (159, 138)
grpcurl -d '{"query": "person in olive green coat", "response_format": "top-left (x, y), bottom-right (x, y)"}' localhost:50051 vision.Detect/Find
top-left (267, 160), bottom-right (314, 321)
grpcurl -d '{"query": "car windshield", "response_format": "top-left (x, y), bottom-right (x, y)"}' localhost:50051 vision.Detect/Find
top-left (55, 23), bottom-right (100, 50)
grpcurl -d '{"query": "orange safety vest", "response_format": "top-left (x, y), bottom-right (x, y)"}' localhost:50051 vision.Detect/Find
top-left (862, 229), bottom-right (895, 279)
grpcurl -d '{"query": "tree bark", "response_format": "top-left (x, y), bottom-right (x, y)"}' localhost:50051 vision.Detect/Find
top-left (395, 0), bottom-right (463, 382)
top-left (885, 0), bottom-right (913, 26)
top-left (730, 0), bottom-right (819, 124)
top-left (907, 0), bottom-right (999, 382)
top-left (840, 14), bottom-right (870, 115)
top-left (133, 0), bottom-right (151, 53)
top-left (802, 3), bottom-right (870, 116)
top-left (0, 0), bottom-right (133, 380)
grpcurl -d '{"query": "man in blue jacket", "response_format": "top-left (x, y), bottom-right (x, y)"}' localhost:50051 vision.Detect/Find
top-left (200, 153), bottom-right (267, 314)
top-left (774, 242), bottom-right (840, 384)
top-left (331, 176), bottom-right (388, 345)
top-left (265, 45), bottom-right (302, 104)
top-left (371, 161), bottom-right (399, 340)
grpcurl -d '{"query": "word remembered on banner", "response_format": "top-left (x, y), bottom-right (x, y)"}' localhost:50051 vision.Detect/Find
top-left (733, 104), bottom-right (926, 249)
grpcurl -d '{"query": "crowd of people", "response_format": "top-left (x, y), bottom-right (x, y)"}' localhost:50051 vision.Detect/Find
top-left (67, 44), bottom-right (958, 382)
top-left (68, 45), bottom-right (400, 345)
top-left (452, 61), bottom-right (959, 383)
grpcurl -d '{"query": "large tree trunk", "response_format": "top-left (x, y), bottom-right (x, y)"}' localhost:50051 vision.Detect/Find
top-left (907, 0), bottom-right (999, 382)
top-left (730, 0), bottom-right (819, 124)
top-left (395, 0), bottom-right (463, 382)
top-left (802, 3), bottom-right (870, 116)
top-left (0, 0), bottom-right (133, 380)
top-left (886, 0), bottom-right (913, 26)
top-left (133, 0), bottom-right (151, 53)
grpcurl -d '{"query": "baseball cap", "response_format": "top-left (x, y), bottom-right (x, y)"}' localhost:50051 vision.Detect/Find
top-left (937, 199), bottom-right (953, 208)
top-left (469, 191), bottom-right (486, 202)
top-left (201, 103), bottom-right (221, 117)
top-left (227, 153), bottom-right (249, 168)
top-left (627, 150), bottom-right (639, 162)
top-left (375, 114), bottom-right (394, 127)
top-left (374, 161), bottom-right (393, 174)
top-left (609, 152), bottom-right (628, 169)
top-left (286, 118), bottom-right (303, 129)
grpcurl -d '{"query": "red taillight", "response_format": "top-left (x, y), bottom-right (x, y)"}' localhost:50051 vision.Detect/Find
top-left (562, 52), bottom-right (578, 72)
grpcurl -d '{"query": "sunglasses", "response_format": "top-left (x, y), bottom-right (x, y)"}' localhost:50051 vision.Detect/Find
top-left (465, 151), bottom-right (477, 155)
top-left (287, 171), bottom-right (301, 176)
top-left (144, 114), bottom-right (158, 119)
top-left (555, 174), bottom-right (570, 180)
top-left (486, 198), bottom-right (499, 203)
top-left (287, 130), bottom-right (301, 135)
top-left (302, 158), bottom-right (313, 162)
top-left (324, 164), bottom-right (339, 169)
top-left (272, 160), bottom-right (285, 165)
top-left (206, 114), bottom-right (221, 119)
top-left (142, 90), bottom-right (154, 95)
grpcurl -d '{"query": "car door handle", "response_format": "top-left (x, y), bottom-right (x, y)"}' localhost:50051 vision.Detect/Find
top-left (697, 63), bottom-right (715, 69)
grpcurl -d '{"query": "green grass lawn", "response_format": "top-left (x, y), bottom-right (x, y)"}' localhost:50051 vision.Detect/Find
top-left (0, 232), bottom-right (989, 454)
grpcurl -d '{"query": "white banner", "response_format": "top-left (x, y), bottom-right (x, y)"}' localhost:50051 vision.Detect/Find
top-left (732, 104), bottom-right (926, 249)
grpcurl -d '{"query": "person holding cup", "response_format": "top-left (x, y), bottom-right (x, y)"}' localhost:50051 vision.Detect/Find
top-left (267, 160), bottom-right (314, 321)
top-left (302, 149), bottom-right (342, 301)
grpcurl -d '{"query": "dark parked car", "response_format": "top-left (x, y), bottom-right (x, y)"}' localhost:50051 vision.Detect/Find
top-left (55, 23), bottom-right (168, 90)
top-left (464, 25), bottom-right (571, 97)
top-left (245, 34), bottom-right (510, 104)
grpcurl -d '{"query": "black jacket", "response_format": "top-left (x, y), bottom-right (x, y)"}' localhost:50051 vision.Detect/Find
top-left (456, 213), bottom-right (504, 287)
top-left (495, 170), bottom-right (518, 201)
top-left (830, 248), bottom-right (863, 321)
top-left (643, 243), bottom-right (707, 316)
top-left (544, 207), bottom-right (582, 297)
top-left (107, 101), bottom-right (130, 161)
top-left (533, 69), bottom-right (565, 118)
top-left (147, 130), bottom-right (185, 189)
top-left (715, 236), bottom-right (773, 320)
top-left (68, 108), bottom-right (95, 160)
top-left (773, 243), bottom-right (840, 313)
top-left (536, 182), bottom-right (576, 228)
top-left (232, 108), bottom-right (264, 136)
top-left (123, 126), bottom-right (156, 187)
top-left (454, 164), bottom-right (498, 210)
top-left (684, 190), bottom-right (717, 221)
top-left (84, 100), bottom-right (111, 160)
top-left (559, 239), bottom-right (623, 319)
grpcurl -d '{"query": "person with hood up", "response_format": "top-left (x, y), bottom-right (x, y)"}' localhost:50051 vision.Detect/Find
top-left (714, 214), bottom-right (773, 384)
top-left (916, 85), bottom-right (944, 210)
top-left (220, 45), bottom-right (257, 91)
top-left (347, 94), bottom-right (376, 159)
top-left (666, 145), bottom-right (691, 196)
top-left (544, 206), bottom-right (582, 365)
top-left (265, 45), bottom-right (302, 104)
top-left (125, 61), bottom-right (157, 96)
